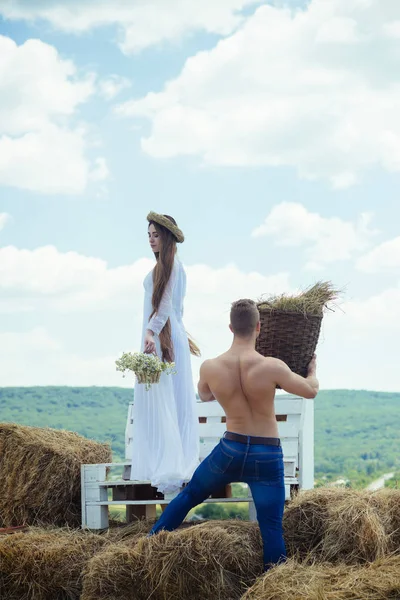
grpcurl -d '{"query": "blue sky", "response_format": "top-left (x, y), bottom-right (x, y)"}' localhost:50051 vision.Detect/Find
top-left (0, 0), bottom-right (399, 391)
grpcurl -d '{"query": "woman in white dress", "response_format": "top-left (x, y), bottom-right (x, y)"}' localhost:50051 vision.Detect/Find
top-left (126, 212), bottom-right (200, 495)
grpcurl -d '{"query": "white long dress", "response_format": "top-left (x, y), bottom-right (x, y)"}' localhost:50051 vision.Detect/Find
top-left (126, 256), bottom-right (199, 494)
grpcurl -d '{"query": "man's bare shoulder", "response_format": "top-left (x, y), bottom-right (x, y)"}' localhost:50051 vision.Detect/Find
top-left (252, 355), bottom-right (287, 374)
top-left (200, 356), bottom-right (224, 372)
top-left (263, 356), bottom-right (287, 368)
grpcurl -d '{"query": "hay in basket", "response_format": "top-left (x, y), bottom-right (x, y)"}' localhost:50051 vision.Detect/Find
top-left (256, 281), bottom-right (339, 377)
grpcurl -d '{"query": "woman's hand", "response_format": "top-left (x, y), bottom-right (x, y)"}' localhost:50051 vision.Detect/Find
top-left (144, 330), bottom-right (157, 355)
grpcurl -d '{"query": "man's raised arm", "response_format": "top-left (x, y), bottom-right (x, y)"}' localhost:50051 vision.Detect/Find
top-left (197, 361), bottom-right (215, 402)
top-left (272, 355), bottom-right (319, 399)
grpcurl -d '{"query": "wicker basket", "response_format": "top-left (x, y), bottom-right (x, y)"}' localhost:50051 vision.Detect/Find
top-left (256, 307), bottom-right (322, 378)
top-left (136, 371), bottom-right (161, 385)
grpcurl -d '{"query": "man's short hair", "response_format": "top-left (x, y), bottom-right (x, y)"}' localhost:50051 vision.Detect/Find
top-left (230, 299), bottom-right (260, 337)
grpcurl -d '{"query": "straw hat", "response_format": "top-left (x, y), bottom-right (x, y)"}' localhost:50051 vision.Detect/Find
top-left (147, 211), bottom-right (185, 243)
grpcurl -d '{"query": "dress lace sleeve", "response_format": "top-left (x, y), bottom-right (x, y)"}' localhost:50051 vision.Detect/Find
top-left (147, 261), bottom-right (178, 336)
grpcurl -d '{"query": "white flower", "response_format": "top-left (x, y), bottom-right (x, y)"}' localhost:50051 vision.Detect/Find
top-left (115, 351), bottom-right (176, 390)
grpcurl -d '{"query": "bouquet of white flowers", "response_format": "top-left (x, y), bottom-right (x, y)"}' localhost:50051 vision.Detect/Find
top-left (115, 352), bottom-right (176, 390)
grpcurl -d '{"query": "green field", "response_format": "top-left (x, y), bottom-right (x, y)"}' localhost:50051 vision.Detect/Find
top-left (1, 387), bottom-right (399, 488)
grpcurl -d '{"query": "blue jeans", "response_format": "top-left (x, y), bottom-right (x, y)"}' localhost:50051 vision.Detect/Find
top-left (149, 432), bottom-right (287, 570)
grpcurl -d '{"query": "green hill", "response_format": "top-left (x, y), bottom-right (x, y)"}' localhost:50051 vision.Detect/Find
top-left (1, 387), bottom-right (399, 486)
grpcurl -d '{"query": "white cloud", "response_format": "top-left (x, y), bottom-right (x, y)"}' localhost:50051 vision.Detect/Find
top-left (0, 242), bottom-right (290, 385)
top-left (0, 242), bottom-right (399, 390)
top-left (117, 0), bottom-right (400, 186)
top-left (357, 236), bottom-right (400, 273)
top-left (0, 327), bottom-right (61, 351)
top-left (0, 213), bottom-right (10, 230)
top-left (251, 202), bottom-right (378, 269)
top-left (0, 35), bottom-right (108, 194)
top-left (0, 0), bottom-right (261, 54)
top-left (0, 244), bottom-right (289, 315)
top-left (89, 156), bottom-right (110, 182)
top-left (98, 75), bottom-right (131, 101)
top-left (0, 245), bottom-right (153, 312)
top-left (0, 327), bottom-right (121, 386)
top-left (318, 285), bottom-right (400, 392)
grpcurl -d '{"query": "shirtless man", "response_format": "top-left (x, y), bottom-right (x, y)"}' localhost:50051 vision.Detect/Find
top-left (149, 299), bottom-right (319, 570)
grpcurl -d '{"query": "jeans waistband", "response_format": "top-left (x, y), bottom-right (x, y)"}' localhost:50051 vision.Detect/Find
top-left (223, 431), bottom-right (281, 446)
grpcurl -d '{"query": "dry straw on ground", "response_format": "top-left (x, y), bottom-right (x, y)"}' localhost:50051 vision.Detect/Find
top-left (81, 520), bottom-right (263, 600)
top-left (0, 521), bottom-right (155, 600)
top-left (2, 489), bottom-right (400, 600)
top-left (0, 423), bottom-right (111, 528)
top-left (0, 527), bottom-right (107, 600)
top-left (258, 281), bottom-right (340, 316)
top-left (369, 488), bottom-right (400, 553)
top-left (241, 555), bottom-right (400, 600)
top-left (283, 488), bottom-right (400, 564)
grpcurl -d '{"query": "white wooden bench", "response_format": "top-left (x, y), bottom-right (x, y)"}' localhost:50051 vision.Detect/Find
top-left (81, 395), bottom-right (313, 529)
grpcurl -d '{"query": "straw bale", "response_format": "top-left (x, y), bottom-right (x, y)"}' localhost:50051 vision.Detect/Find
top-left (0, 527), bottom-right (108, 600)
top-left (241, 559), bottom-right (347, 599)
top-left (283, 488), bottom-right (400, 564)
top-left (283, 488), bottom-right (351, 558)
top-left (320, 492), bottom-right (388, 563)
top-left (241, 555), bottom-right (400, 600)
top-left (369, 489), bottom-right (400, 553)
top-left (82, 520), bottom-right (263, 600)
top-left (0, 423), bottom-right (111, 527)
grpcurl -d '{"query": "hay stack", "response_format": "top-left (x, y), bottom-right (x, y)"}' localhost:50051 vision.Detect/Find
top-left (0, 423), bottom-right (111, 527)
top-left (283, 488), bottom-right (400, 564)
top-left (370, 488), bottom-right (400, 553)
top-left (241, 555), bottom-right (400, 600)
top-left (283, 487), bottom-right (351, 558)
top-left (82, 520), bottom-right (263, 600)
top-left (0, 527), bottom-right (108, 600)
top-left (320, 492), bottom-right (388, 563)
top-left (241, 559), bottom-right (347, 599)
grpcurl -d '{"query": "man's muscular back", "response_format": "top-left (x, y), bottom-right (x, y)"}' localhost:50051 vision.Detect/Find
top-left (198, 347), bottom-right (318, 438)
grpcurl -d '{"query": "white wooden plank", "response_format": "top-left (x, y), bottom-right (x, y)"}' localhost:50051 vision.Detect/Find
top-left (286, 413), bottom-right (301, 425)
top-left (277, 422), bottom-right (301, 438)
top-left (280, 440), bottom-right (298, 458)
top-left (98, 479), bottom-right (153, 486)
top-left (197, 397), bottom-right (304, 418)
top-left (299, 398), bottom-right (314, 489)
top-left (84, 464), bottom-right (107, 483)
top-left (81, 465), bottom-right (87, 529)
top-left (86, 490), bottom-right (297, 507)
top-left (285, 484), bottom-right (291, 501)
top-left (85, 485), bottom-right (108, 502)
top-left (87, 499), bottom-right (249, 506)
top-left (84, 462), bottom-right (131, 468)
top-left (85, 504), bottom-right (109, 529)
top-left (196, 402), bottom-right (225, 418)
top-left (275, 397), bottom-right (304, 415)
top-left (198, 423), bottom-right (227, 438)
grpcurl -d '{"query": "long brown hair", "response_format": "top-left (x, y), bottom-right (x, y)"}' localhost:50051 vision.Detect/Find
top-left (149, 215), bottom-right (200, 362)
